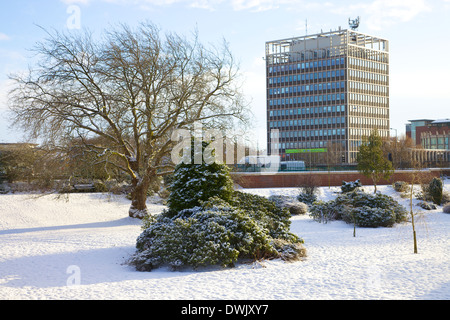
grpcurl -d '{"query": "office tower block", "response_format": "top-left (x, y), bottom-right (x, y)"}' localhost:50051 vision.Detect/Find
top-left (266, 29), bottom-right (389, 165)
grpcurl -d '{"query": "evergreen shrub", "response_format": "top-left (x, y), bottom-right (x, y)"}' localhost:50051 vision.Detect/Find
top-left (131, 140), bottom-right (306, 271)
top-left (310, 190), bottom-right (407, 228)
top-left (131, 195), bottom-right (306, 271)
top-left (341, 179), bottom-right (362, 193)
top-left (428, 178), bottom-right (443, 205)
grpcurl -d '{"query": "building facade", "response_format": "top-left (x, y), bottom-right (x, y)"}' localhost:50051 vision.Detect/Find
top-left (266, 29), bottom-right (389, 165)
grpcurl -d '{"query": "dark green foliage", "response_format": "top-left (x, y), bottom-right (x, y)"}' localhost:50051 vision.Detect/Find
top-left (308, 200), bottom-right (346, 223)
top-left (428, 178), bottom-right (443, 205)
top-left (356, 129), bottom-right (394, 193)
top-left (132, 204), bottom-right (276, 271)
top-left (310, 190), bottom-right (408, 228)
top-left (166, 140), bottom-right (234, 214)
top-left (345, 206), bottom-right (396, 228)
top-left (229, 191), bottom-right (300, 243)
top-left (341, 179), bottom-right (362, 193)
top-left (131, 193), bottom-right (305, 271)
top-left (297, 192), bottom-right (317, 205)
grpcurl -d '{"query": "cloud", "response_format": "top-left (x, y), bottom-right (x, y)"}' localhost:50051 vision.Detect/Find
top-left (60, 0), bottom-right (91, 4)
top-left (0, 33), bottom-right (10, 41)
top-left (331, 0), bottom-right (431, 30)
top-left (58, 0), bottom-right (292, 11)
top-left (230, 0), bottom-right (279, 11)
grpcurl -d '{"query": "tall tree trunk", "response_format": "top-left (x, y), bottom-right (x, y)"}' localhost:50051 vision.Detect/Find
top-left (129, 176), bottom-right (151, 219)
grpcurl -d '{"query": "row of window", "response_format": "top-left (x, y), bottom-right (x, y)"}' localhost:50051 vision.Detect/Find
top-left (272, 137), bottom-right (345, 151)
top-left (272, 128), bottom-right (346, 139)
top-left (269, 117), bottom-right (346, 128)
top-left (348, 129), bottom-right (390, 141)
top-left (348, 118), bottom-right (389, 128)
top-left (268, 69), bottom-right (346, 85)
top-left (268, 93), bottom-right (346, 106)
top-left (349, 105), bottom-right (389, 116)
top-left (269, 105), bottom-right (346, 117)
top-left (268, 58), bottom-right (346, 74)
top-left (349, 93), bottom-right (388, 105)
top-left (348, 57), bottom-right (388, 72)
top-left (348, 69), bottom-right (388, 83)
top-left (269, 81), bottom-right (345, 95)
top-left (421, 136), bottom-right (450, 150)
top-left (349, 81), bottom-right (388, 94)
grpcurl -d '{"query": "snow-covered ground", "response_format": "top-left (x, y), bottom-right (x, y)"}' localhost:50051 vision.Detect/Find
top-left (0, 182), bottom-right (449, 300)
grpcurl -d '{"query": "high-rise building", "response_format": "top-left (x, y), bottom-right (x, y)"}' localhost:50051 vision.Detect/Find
top-left (266, 28), bottom-right (389, 165)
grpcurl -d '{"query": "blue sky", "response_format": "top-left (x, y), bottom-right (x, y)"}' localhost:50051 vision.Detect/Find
top-left (1, 0), bottom-right (449, 147)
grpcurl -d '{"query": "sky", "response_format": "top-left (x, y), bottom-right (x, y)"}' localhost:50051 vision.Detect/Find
top-left (1, 0), bottom-right (449, 147)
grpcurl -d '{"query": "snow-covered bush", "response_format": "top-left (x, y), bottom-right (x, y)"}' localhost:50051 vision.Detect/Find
top-left (297, 192), bottom-right (317, 205)
top-left (310, 190), bottom-right (407, 228)
top-left (131, 195), bottom-right (306, 271)
top-left (229, 192), bottom-right (300, 243)
top-left (443, 203), bottom-right (450, 214)
top-left (268, 195), bottom-right (308, 215)
top-left (337, 191), bottom-right (408, 224)
top-left (341, 179), bottom-right (362, 193)
top-left (428, 178), bottom-right (443, 205)
top-left (417, 201), bottom-right (437, 210)
top-left (288, 202), bottom-right (309, 215)
top-left (393, 181), bottom-right (409, 193)
top-left (419, 178), bottom-right (443, 205)
top-left (343, 206), bottom-right (396, 228)
top-left (309, 201), bottom-right (347, 223)
top-left (131, 205), bottom-right (276, 271)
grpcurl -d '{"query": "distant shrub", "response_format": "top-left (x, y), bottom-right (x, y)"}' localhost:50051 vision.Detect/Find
top-left (309, 190), bottom-right (407, 228)
top-left (297, 175), bottom-right (319, 204)
top-left (297, 192), bottom-right (317, 205)
top-left (344, 206), bottom-right (397, 228)
top-left (341, 179), bottom-right (362, 193)
top-left (288, 202), bottom-right (309, 215)
top-left (443, 203), bottom-right (450, 214)
top-left (418, 201), bottom-right (437, 210)
top-left (393, 181), bottom-right (409, 193)
top-left (442, 191), bottom-right (450, 205)
top-left (428, 178), bottom-right (443, 205)
top-left (419, 178), bottom-right (444, 205)
top-left (268, 195), bottom-right (308, 215)
top-left (309, 201), bottom-right (347, 223)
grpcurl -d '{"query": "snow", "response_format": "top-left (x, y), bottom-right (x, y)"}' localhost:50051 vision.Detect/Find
top-left (0, 182), bottom-right (449, 300)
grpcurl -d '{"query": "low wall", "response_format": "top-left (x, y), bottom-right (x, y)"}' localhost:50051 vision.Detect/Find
top-left (231, 169), bottom-right (447, 189)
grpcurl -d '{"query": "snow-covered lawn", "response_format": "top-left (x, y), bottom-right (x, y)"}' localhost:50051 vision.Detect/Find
top-left (0, 182), bottom-right (449, 300)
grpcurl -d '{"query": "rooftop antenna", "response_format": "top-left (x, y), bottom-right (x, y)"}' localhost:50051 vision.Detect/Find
top-left (305, 19), bottom-right (308, 35)
top-left (348, 16), bottom-right (360, 30)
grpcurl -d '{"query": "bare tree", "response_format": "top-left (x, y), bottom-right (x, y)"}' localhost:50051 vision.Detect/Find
top-left (382, 135), bottom-right (415, 169)
top-left (8, 22), bottom-right (249, 218)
